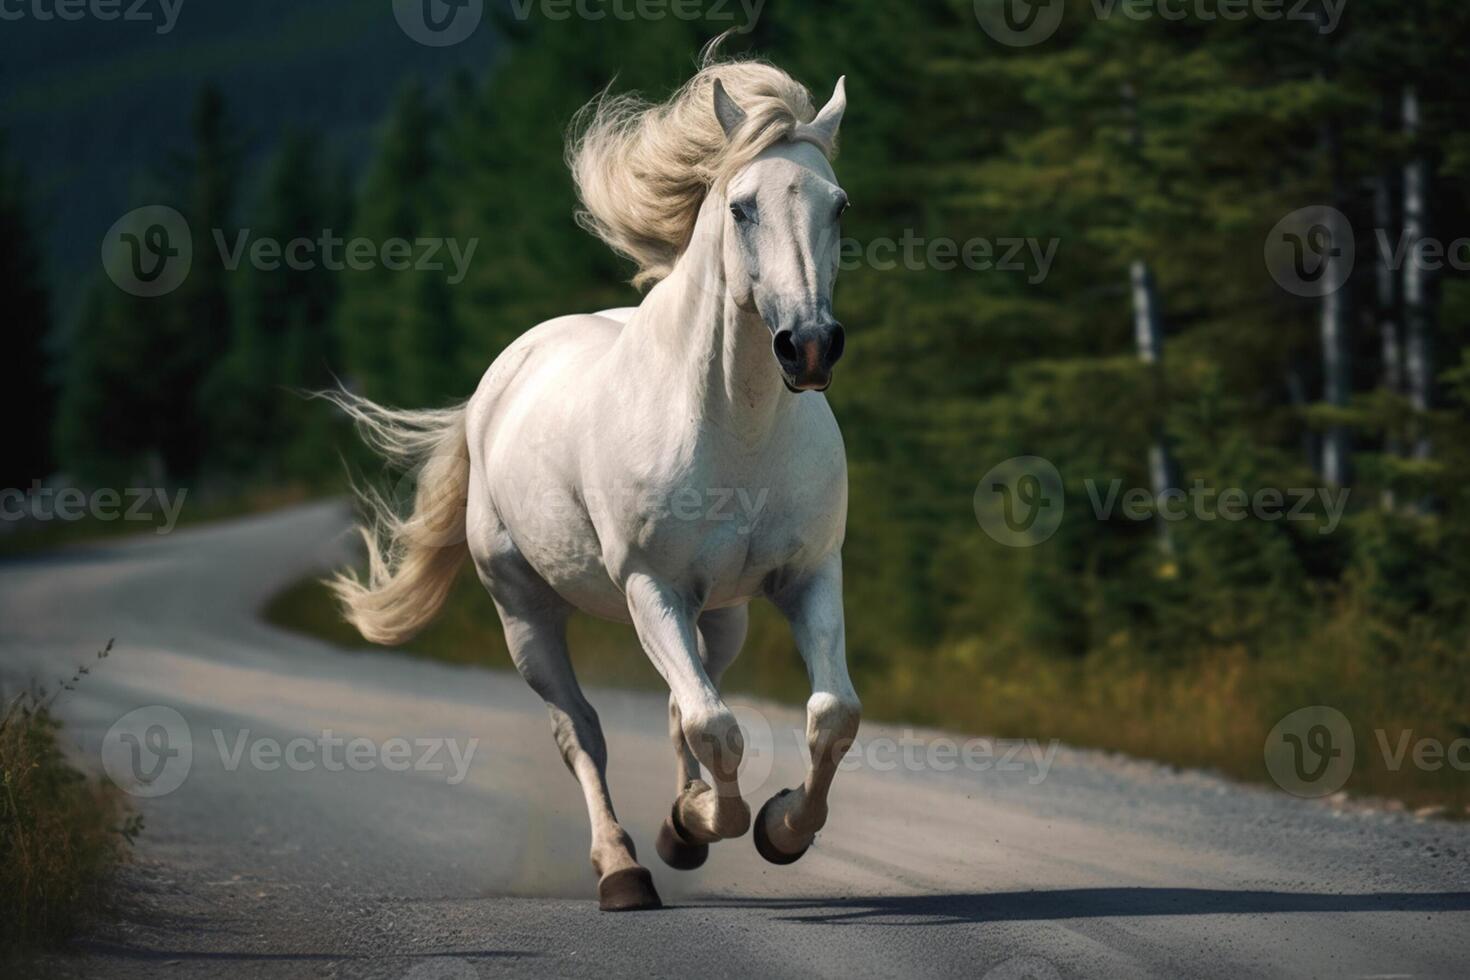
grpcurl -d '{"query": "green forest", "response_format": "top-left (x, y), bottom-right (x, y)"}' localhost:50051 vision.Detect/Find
top-left (8, 0), bottom-right (1470, 810)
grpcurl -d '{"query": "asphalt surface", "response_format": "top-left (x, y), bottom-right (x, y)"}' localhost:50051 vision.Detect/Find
top-left (2, 501), bottom-right (1468, 979)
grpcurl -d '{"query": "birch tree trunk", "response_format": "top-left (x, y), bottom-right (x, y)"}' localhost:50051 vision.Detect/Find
top-left (1121, 82), bottom-right (1175, 556)
top-left (1131, 259), bottom-right (1175, 554)
top-left (1374, 160), bottom-right (1404, 510)
top-left (1316, 25), bottom-right (1351, 487)
top-left (1402, 84), bottom-right (1436, 463)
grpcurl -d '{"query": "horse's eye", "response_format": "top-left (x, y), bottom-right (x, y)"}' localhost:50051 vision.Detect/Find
top-left (730, 202), bottom-right (750, 223)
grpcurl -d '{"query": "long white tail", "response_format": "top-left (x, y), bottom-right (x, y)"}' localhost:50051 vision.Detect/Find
top-left (319, 389), bottom-right (470, 645)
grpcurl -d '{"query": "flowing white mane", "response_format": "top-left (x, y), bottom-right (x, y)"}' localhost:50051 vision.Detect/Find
top-left (566, 53), bottom-right (835, 289)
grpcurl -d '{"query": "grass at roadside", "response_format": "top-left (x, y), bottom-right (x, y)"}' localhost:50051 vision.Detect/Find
top-left (1, 648), bottom-right (140, 955)
top-left (267, 569), bottom-right (1470, 819)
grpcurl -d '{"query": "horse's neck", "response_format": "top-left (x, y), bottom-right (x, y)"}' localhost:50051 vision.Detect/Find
top-left (624, 214), bottom-right (791, 448)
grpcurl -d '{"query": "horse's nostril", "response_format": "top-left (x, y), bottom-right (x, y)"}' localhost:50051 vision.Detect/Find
top-left (773, 329), bottom-right (799, 366)
top-left (826, 324), bottom-right (845, 366)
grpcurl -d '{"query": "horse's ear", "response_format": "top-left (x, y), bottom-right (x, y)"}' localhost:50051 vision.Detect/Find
top-left (712, 79), bottom-right (747, 139)
top-left (799, 76), bottom-right (847, 149)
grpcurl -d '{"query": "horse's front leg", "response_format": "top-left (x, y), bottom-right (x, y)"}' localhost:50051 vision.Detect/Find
top-left (625, 574), bottom-right (752, 844)
top-left (755, 553), bottom-right (861, 864)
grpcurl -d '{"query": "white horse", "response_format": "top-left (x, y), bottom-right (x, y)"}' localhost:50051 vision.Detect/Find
top-left (326, 56), bottom-right (859, 911)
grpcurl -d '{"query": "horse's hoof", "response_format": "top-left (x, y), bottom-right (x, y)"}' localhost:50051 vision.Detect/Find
top-left (597, 866), bottom-right (663, 912)
top-left (656, 808), bottom-right (709, 871)
top-left (753, 789), bottom-right (810, 866)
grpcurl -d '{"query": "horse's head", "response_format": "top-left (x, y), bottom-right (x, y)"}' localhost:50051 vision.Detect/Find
top-left (715, 78), bottom-right (848, 393)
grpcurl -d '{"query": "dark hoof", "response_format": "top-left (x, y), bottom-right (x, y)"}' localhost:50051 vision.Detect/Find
top-left (597, 866), bottom-right (663, 911)
top-left (656, 807), bottom-right (709, 871)
top-left (753, 790), bottom-right (809, 866)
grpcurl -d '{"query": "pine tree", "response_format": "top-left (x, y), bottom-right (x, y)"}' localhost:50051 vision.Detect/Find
top-left (0, 137), bottom-right (54, 490)
top-left (56, 84), bottom-right (242, 484)
top-left (335, 80), bottom-right (445, 404)
top-left (204, 131), bottom-right (347, 478)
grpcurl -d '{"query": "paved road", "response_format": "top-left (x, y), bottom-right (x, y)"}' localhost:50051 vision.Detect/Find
top-left (3, 502), bottom-right (1468, 979)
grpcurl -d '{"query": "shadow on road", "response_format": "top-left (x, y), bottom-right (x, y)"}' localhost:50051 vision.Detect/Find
top-left (689, 888), bottom-right (1470, 925)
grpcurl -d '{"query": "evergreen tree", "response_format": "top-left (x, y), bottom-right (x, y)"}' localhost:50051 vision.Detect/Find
top-left (57, 84), bottom-right (243, 484)
top-left (205, 132), bottom-right (347, 478)
top-left (335, 80), bottom-right (448, 404)
top-left (0, 138), bottom-right (54, 490)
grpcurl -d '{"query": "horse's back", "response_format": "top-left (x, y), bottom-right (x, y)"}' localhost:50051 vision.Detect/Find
top-left (466, 312), bottom-right (622, 424)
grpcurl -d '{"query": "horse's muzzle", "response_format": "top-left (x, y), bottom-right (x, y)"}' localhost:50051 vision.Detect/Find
top-left (773, 322), bottom-right (845, 391)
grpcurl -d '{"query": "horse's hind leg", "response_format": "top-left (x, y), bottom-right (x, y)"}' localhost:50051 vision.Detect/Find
top-left (482, 557), bottom-right (660, 911)
top-left (657, 604), bottom-right (749, 870)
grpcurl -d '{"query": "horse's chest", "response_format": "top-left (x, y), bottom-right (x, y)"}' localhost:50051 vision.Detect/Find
top-left (626, 462), bottom-right (844, 600)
